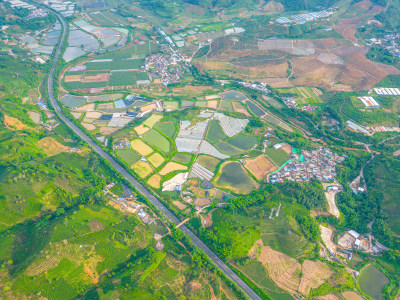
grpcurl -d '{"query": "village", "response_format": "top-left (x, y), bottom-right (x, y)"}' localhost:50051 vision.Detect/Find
top-left (269, 147), bottom-right (345, 183)
top-left (365, 32), bottom-right (400, 57)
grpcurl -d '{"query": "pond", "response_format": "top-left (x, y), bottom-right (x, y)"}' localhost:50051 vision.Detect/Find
top-left (61, 95), bottom-right (87, 107)
top-left (359, 264), bottom-right (389, 300)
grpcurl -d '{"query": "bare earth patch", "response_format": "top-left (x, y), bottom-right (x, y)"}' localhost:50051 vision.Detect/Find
top-left (319, 225), bottom-right (336, 254)
top-left (173, 201), bottom-right (187, 210)
top-left (207, 100), bottom-right (219, 109)
top-left (244, 155), bottom-right (277, 180)
top-left (76, 103), bottom-right (95, 111)
top-left (37, 137), bottom-right (68, 156)
top-left (159, 162), bottom-right (187, 175)
top-left (298, 260), bottom-right (333, 295)
top-left (342, 291), bottom-right (364, 300)
top-left (71, 112), bottom-right (82, 119)
top-left (100, 127), bottom-right (119, 135)
top-left (3, 114), bottom-right (25, 130)
top-left (85, 111), bottom-right (102, 119)
top-left (28, 111), bottom-right (41, 123)
top-left (81, 123), bottom-right (96, 131)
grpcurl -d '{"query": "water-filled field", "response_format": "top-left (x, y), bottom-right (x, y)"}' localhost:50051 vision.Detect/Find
top-left (359, 264), bottom-right (389, 300)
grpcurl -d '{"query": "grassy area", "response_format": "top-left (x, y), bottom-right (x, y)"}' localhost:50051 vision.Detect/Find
top-left (109, 71), bottom-right (136, 86)
top-left (142, 129), bottom-right (171, 154)
top-left (111, 58), bottom-right (144, 70)
top-left (265, 148), bottom-right (289, 166)
top-left (172, 153), bottom-right (193, 165)
top-left (154, 121), bottom-right (177, 138)
top-left (196, 155), bottom-right (220, 172)
top-left (215, 141), bottom-right (243, 156)
top-left (227, 134), bottom-right (258, 150)
top-left (206, 120), bottom-right (227, 144)
top-left (246, 100), bottom-right (265, 117)
top-left (116, 149), bottom-right (141, 165)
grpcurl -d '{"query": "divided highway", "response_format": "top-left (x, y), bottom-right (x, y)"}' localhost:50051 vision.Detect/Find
top-left (47, 10), bottom-right (261, 300)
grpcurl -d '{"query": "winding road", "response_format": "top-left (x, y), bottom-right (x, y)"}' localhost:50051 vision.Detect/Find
top-left (47, 10), bottom-right (261, 300)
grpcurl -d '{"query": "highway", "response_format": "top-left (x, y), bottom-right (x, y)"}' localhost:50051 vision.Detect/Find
top-left (47, 10), bottom-right (261, 300)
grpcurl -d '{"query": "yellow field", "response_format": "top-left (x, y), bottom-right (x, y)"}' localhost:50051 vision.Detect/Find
top-left (147, 174), bottom-right (161, 188)
top-left (130, 139), bottom-right (153, 156)
top-left (132, 161), bottom-right (153, 178)
top-left (134, 124), bottom-right (150, 135)
top-left (143, 114), bottom-right (163, 127)
top-left (159, 162), bottom-right (187, 175)
top-left (147, 153), bottom-right (165, 168)
top-left (3, 114), bottom-right (25, 130)
top-left (37, 137), bottom-right (68, 156)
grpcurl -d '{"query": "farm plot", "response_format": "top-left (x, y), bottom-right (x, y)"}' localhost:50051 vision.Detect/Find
top-left (199, 141), bottom-right (230, 159)
top-left (182, 100), bottom-right (195, 108)
top-left (112, 58), bottom-right (144, 70)
top-left (245, 155), bottom-right (277, 180)
top-left (206, 120), bottom-right (227, 144)
top-left (147, 174), bottom-right (162, 189)
top-left (154, 121), bottom-right (176, 138)
top-left (147, 153), bottom-right (165, 168)
top-left (109, 71), bottom-right (136, 86)
top-left (266, 148), bottom-right (289, 166)
top-left (215, 141), bottom-right (243, 156)
top-left (134, 124), bottom-right (150, 135)
top-left (227, 134), bottom-right (258, 150)
top-left (142, 129), bottom-right (171, 154)
top-left (86, 61), bottom-right (112, 70)
top-left (172, 153), bottom-right (193, 165)
top-left (196, 155), bottom-right (220, 172)
top-left (215, 161), bottom-right (258, 194)
top-left (246, 100), bottom-right (265, 117)
top-left (233, 102), bottom-right (251, 116)
top-left (163, 101), bottom-right (179, 111)
top-left (117, 149), bottom-right (141, 166)
top-left (143, 114), bottom-right (163, 127)
top-left (159, 162), bottom-right (187, 175)
top-left (214, 113), bottom-right (249, 137)
top-left (89, 11), bottom-right (130, 27)
top-left (175, 120), bottom-right (209, 153)
top-left (220, 100), bottom-right (234, 112)
top-left (132, 161), bottom-right (153, 178)
top-left (221, 90), bottom-right (247, 101)
top-left (61, 95), bottom-right (87, 107)
top-left (190, 163), bottom-right (215, 181)
top-left (130, 139), bottom-right (153, 156)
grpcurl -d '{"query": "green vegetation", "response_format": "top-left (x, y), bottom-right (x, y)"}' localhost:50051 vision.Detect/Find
top-left (265, 148), bottom-right (289, 166)
top-left (112, 58), bottom-right (144, 70)
top-left (215, 141), bottom-right (243, 156)
top-left (172, 153), bottom-right (193, 165)
top-left (196, 155), bottom-right (220, 172)
top-left (227, 134), bottom-right (258, 150)
top-left (359, 264), bottom-right (389, 300)
top-left (116, 149), bottom-right (141, 165)
top-left (109, 71), bottom-right (136, 86)
top-left (154, 121), bottom-right (177, 138)
top-left (206, 120), bottom-right (227, 144)
top-left (142, 129), bottom-right (171, 154)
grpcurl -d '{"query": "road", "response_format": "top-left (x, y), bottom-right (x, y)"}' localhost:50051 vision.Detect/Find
top-left (47, 10), bottom-right (261, 300)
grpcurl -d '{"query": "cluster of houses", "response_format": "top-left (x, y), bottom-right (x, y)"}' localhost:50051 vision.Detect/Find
top-left (142, 45), bottom-right (184, 86)
top-left (365, 33), bottom-right (400, 57)
top-left (216, 80), bottom-right (270, 94)
top-left (269, 147), bottom-right (345, 183)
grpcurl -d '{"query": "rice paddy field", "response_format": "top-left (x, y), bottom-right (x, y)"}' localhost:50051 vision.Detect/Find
top-left (147, 152), bottom-right (165, 168)
top-left (89, 10), bottom-right (130, 26)
top-left (358, 264), bottom-right (389, 300)
top-left (215, 161), bottom-right (258, 194)
top-left (266, 148), bottom-right (290, 166)
top-left (246, 100), bottom-right (265, 117)
top-left (172, 153), bottom-right (193, 165)
top-left (276, 86), bottom-right (323, 105)
top-left (215, 141), bottom-right (243, 156)
top-left (196, 155), bottom-right (220, 172)
top-left (154, 121), bottom-right (177, 138)
top-left (206, 120), bottom-right (227, 144)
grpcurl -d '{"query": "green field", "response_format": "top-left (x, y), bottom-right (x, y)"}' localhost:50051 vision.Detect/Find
top-left (116, 149), bottom-right (141, 165)
top-left (246, 100), bottom-right (265, 117)
top-left (172, 153), bottom-right (193, 165)
top-left (86, 61), bottom-right (112, 70)
top-left (90, 11), bottom-right (130, 26)
top-left (206, 120), bottom-right (227, 144)
top-left (215, 141), bottom-right (243, 156)
top-left (65, 81), bottom-right (108, 90)
top-left (221, 90), bottom-right (247, 101)
top-left (215, 162), bottom-right (257, 194)
top-left (277, 86), bottom-right (323, 105)
top-left (109, 71), bottom-right (136, 86)
top-left (359, 264), bottom-right (389, 300)
top-left (196, 155), bottom-right (220, 172)
top-left (220, 100), bottom-right (233, 112)
top-left (142, 129), bottom-right (171, 154)
top-left (227, 134), bottom-right (258, 150)
top-left (112, 58), bottom-right (144, 70)
top-left (266, 148), bottom-right (289, 166)
top-left (154, 121), bottom-right (177, 138)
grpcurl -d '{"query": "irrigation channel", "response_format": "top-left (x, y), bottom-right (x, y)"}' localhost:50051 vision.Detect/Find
top-left (44, 7), bottom-right (261, 300)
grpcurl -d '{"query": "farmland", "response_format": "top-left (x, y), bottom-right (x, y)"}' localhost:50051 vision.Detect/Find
top-left (266, 148), bottom-right (290, 166)
top-left (147, 152), bottom-right (165, 168)
top-left (142, 129), bottom-right (171, 154)
top-left (172, 152), bottom-right (193, 165)
top-left (116, 149), bottom-right (141, 165)
top-left (215, 162), bottom-right (258, 194)
top-left (196, 155), bottom-right (220, 172)
top-left (206, 120), bottom-right (227, 144)
top-left (277, 86), bottom-right (323, 104)
top-left (154, 121), bottom-right (177, 138)
top-left (227, 134), bottom-right (258, 150)
top-left (132, 161), bottom-right (153, 178)
top-left (131, 139), bottom-right (154, 156)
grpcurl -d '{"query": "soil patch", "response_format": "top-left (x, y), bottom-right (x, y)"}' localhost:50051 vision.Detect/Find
top-left (37, 137), bottom-right (68, 156)
top-left (3, 114), bottom-right (25, 130)
top-left (244, 155), bottom-right (277, 180)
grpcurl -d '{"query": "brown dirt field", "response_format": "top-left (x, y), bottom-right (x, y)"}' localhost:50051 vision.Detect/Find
top-left (195, 198), bottom-right (211, 207)
top-left (134, 124), bottom-right (150, 135)
top-left (131, 139), bottom-right (153, 156)
top-left (342, 291), bottom-right (365, 300)
top-left (100, 127), bottom-right (118, 135)
top-left (248, 239), bottom-right (263, 260)
top-left (83, 255), bottom-right (103, 284)
top-left (316, 295), bottom-right (341, 300)
top-left (81, 123), bottom-right (96, 131)
top-left (28, 111), bottom-right (41, 124)
top-left (298, 260), bottom-right (333, 295)
top-left (244, 155), bottom-right (277, 180)
top-left (37, 137), bottom-right (68, 156)
top-left (173, 201), bottom-right (187, 210)
top-left (140, 103), bottom-right (156, 112)
top-left (3, 114), bottom-right (25, 130)
top-left (76, 103), bottom-right (95, 111)
top-left (147, 174), bottom-right (161, 188)
top-left (83, 117), bottom-right (96, 123)
top-left (258, 246), bottom-right (301, 293)
top-left (207, 100), bottom-right (219, 109)
top-left (281, 143), bottom-right (292, 155)
top-left (71, 112), bottom-right (82, 119)
top-left (319, 225), bottom-right (337, 253)
top-left (65, 74), bottom-right (82, 82)
top-left (159, 162), bottom-right (187, 175)
top-left (87, 219), bottom-right (105, 232)
top-left (82, 73), bottom-right (110, 83)
top-left (97, 103), bottom-right (114, 110)
top-left (85, 111), bottom-right (102, 119)
top-left (233, 102), bottom-right (251, 116)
